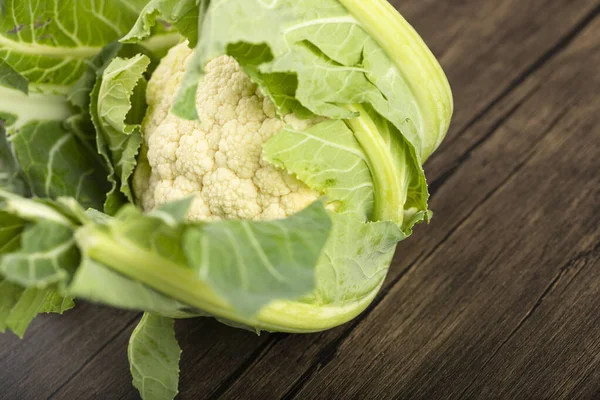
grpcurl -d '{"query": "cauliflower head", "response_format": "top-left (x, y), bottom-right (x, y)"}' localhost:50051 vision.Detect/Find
top-left (133, 43), bottom-right (319, 221)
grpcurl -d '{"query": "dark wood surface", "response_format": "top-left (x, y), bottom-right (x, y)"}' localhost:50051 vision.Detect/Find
top-left (2, 1), bottom-right (599, 399)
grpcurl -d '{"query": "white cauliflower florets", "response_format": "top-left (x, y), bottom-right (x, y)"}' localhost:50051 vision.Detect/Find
top-left (133, 43), bottom-right (319, 221)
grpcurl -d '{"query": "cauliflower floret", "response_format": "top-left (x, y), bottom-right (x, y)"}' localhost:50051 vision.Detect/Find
top-left (134, 43), bottom-right (319, 221)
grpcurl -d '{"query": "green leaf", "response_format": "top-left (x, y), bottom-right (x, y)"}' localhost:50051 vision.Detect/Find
top-left (90, 54), bottom-right (150, 214)
top-left (0, 281), bottom-right (74, 338)
top-left (170, 0), bottom-right (212, 119)
top-left (109, 205), bottom-right (190, 267)
top-left (171, 70), bottom-right (200, 120)
top-left (68, 42), bottom-right (157, 214)
top-left (38, 289), bottom-right (74, 313)
top-left (73, 201), bottom-right (345, 331)
top-left (224, 42), bottom-right (313, 119)
top-left (246, 70), bottom-right (313, 119)
top-left (69, 42), bottom-right (158, 119)
top-left (0, 189), bottom-right (74, 226)
top-left (0, 125), bottom-right (29, 196)
top-left (312, 214), bottom-right (403, 305)
top-left (67, 42), bottom-right (129, 144)
top-left (69, 258), bottom-right (196, 319)
top-left (1, 221), bottom-right (79, 288)
top-left (0, 0), bottom-right (149, 90)
top-left (264, 119), bottom-right (374, 220)
top-left (184, 201), bottom-right (332, 315)
top-left (195, 0), bottom-right (451, 160)
top-left (10, 120), bottom-right (109, 210)
top-left (0, 277), bottom-right (25, 332)
top-left (0, 1), bottom-right (154, 209)
top-left (0, 211), bottom-right (25, 254)
top-left (128, 313), bottom-right (181, 400)
top-left (0, 59), bottom-right (27, 93)
top-left (121, 0), bottom-right (200, 46)
top-left (72, 200), bottom-right (331, 318)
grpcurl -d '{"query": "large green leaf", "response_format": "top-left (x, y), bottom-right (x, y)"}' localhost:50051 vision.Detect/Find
top-left (128, 313), bottom-right (181, 400)
top-left (264, 119), bottom-right (415, 307)
top-left (10, 121), bottom-right (109, 210)
top-left (72, 200), bottom-right (330, 317)
top-left (1, 221), bottom-right (79, 288)
top-left (0, 0), bottom-right (149, 90)
top-left (338, 0), bottom-right (453, 160)
top-left (0, 2), bottom-right (154, 209)
top-left (184, 201), bottom-right (332, 315)
top-left (0, 210), bottom-right (25, 254)
top-left (2, 194), bottom-right (339, 331)
top-left (192, 0), bottom-right (451, 160)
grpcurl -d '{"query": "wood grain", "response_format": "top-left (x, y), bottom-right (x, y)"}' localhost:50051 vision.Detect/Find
top-left (1, 1), bottom-right (599, 399)
top-left (0, 304), bottom-right (139, 400)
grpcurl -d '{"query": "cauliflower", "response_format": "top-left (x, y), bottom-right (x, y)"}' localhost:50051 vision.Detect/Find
top-left (133, 43), bottom-right (319, 221)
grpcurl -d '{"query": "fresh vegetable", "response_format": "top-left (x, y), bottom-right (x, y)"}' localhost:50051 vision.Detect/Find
top-left (0, 0), bottom-right (452, 399)
top-left (134, 44), bottom-right (321, 221)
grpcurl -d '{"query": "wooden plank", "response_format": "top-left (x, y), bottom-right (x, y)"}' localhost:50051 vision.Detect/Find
top-left (49, 315), bottom-right (137, 400)
top-left (463, 241), bottom-right (600, 399)
top-left (287, 19), bottom-right (600, 400)
top-left (0, 303), bottom-right (138, 399)
top-left (1, 1), bottom-right (598, 399)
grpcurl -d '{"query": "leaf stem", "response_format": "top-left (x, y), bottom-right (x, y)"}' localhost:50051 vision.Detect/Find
top-left (345, 104), bottom-right (405, 225)
top-left (76, 225), bottom-right (379, 333)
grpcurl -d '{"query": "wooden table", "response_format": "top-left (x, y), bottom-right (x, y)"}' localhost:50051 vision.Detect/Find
top-left (2, 1), bottom-right (599, 399)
